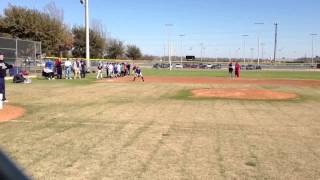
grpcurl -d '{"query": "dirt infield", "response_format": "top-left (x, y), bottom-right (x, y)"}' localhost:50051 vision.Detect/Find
top-left (192, 88), bottom-right (299, 100)
top-left (96, 76), bottom-right (320, 86)
top-left (0, 105), bottom-right (25, 122)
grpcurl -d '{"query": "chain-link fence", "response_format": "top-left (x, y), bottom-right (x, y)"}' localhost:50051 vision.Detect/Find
top-left (0, 37), bottom-right (42, 74)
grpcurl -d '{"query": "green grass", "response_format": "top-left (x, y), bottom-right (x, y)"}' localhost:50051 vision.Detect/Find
top-left (32, 75), bottom-right (97, 86)
top-left (143, 69), bottom-right (320, 80)
top-left (2, 70), bottom-right (320, 179)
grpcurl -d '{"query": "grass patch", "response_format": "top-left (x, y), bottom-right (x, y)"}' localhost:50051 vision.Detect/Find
top-left (245, 161), bottom-right (257, 167)
top-left (143, 69), bottom-right (320, 80)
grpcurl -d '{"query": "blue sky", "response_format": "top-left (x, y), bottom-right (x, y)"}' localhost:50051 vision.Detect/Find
top-left (1, 0), bottom-right (319, 59)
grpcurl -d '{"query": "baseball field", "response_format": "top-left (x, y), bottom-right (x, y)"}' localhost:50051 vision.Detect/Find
top-left (1, 69), bottom-right (320, 179)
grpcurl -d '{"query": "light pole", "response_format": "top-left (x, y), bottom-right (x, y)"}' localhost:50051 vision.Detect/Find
top-left (250, 48), bottom-right (254, 63)
top-left (179, 34), bottom-right (185, 65)
top-left (165, 24), bottom-right (173, 70)
top-left (80, 0), bottom-right (90, 68)
top-left (261, 43), bottom-right (265, 61)
top-left (200, 43), bottom-right (204, 62)
top-left (215, 49), bottom-right (218, 63)
top-left (241, 35), bottom-right (248, 64)
top-left (310, 33), bottom-right (317, 65)
top-left (236, 48), bottom-right (241, 59)
top-left (254, 22), bottom-right (264, 65)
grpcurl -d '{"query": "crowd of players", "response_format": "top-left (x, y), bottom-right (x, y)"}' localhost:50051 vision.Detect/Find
top-left (42, 58), bottom-right (144, 81)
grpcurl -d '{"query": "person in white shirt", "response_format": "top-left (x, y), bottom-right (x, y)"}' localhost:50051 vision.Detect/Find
top-left (73, 59), bottom-right (81, 79)
top-left (96, 61), bottom-right (103, 79)
top-left (108, 63), bottom-right (114, 78)
top-left (117, 63), bottom-right (121, 77)
top-left (64, 59), bottom-right (72, 79)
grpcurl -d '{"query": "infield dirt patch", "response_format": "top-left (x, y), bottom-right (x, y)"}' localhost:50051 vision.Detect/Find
top-left (192, 88), bottom-right (299, 100)
top-left (0, 105), bottom-right (25, 122)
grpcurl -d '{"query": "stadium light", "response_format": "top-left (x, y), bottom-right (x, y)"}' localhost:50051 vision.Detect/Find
top-left (254, 22), bottom-right (264, 65)
top-left (179, 34), bottom-right (185, 65)
top-left (165, 24), bottom-right (173, 70)
top-left (80, 0), bottom-right (90, 68)
top-left (200, 43), bottom-right (205, 62)
top-left (241, 34), bottom-right (249, 64)
top-left (250, 48), bottom-right (255, 63)
top-left (310, 33), bottom-right (318, 65)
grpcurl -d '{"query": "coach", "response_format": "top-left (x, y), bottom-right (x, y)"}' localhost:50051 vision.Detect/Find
top-left (0, 53), bottom-right (13, 102)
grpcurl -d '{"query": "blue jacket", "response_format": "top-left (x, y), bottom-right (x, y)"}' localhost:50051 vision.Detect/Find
top-left (0, 62), bottom-right (13, 78)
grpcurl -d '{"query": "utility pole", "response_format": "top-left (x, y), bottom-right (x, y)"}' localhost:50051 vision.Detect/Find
top-left (254, 22), bottom-right (264, 65)
top-left (165, 24), bottom-right (173, 70)
top-left (179, 34), bottom-right (185, 65)
top-left (250, 48), bottom-right (254, 63)
top-left (261, 43), bottom-right (265, 60)
top-left (241, 34), bottom-right (248, 64)
top-left (310, 33), bottom-right (318, 65)
top-left (80, 0), bottom-right (90, 68)
top-left (200, 43), bottom-right (204, 62)
top-left (273, 23), bottom-right (278, 63)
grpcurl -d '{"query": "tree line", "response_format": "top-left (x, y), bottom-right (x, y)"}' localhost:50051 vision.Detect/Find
top-left (0, 3), bottom-right (142, 60)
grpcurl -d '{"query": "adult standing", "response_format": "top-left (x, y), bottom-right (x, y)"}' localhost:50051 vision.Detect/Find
top-left (235, 62), bottom-right (241, 78)
top-left (55, 58), bottom-right (63, 79)
top-left (126, 63), bottom-right (131, 75)
top-left (64, 58), bottom-right (72, 79)
top-left (0, 53), bottom-right (13, 102)
top-left (73, 59), bottom-right (81, 79)
top-left (108, 63), bottom-right (114, 78)
top-left (80, 59), bottom-right (86, 79)
top-left (96, 61), bottom-right (103, 80)
top-left (228, 61), bottom-right (234, 79)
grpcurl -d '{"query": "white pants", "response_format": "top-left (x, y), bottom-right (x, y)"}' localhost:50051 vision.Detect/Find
top-left (96, 70), bottom-right (103, 79)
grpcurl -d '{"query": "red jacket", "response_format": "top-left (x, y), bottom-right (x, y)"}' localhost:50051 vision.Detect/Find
top-left (235, 63), bottom-right (240, 71)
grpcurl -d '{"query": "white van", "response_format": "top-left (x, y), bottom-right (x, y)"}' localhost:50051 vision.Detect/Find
top-left (175, 64), bottom-right (183, 68)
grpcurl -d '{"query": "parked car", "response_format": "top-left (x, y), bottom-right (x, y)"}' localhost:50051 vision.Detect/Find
top-left (199, 64), bottom-right (207, 69)
top-left (246, 64), bottom-right (262, 70)
top-left (153, 63), bottom-right (160, 69)
top-left (317, 64), bottom-right (320, 69)
top-left (190, 64), bottom-right (198, 68)
top-left (183, 64), bottom-right (191, 68)
top-left (206, 64), bottom-right (213, 69)
top-left (255, 65), bottom-right (262, 70)
top-left (175, 64), bottom-right (183, 68)
top-left (211, 64), bottom-right (222, 69)
top-left (160, 64), bottom-right (170, 68)
top-left (246, 64), bottom-right (254, 70)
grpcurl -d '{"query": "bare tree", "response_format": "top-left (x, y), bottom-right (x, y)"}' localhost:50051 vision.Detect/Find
top-left (43, 1), bottom-right (64, 22)
top-left (91, 19), bottom-right (107, 39)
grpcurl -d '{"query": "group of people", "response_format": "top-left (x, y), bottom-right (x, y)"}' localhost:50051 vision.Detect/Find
top-left (228, 61), bottom-right (241, 79)
top-left (42, 59), bottom-right (145, 82)
top-left (42, 58), bottom-right (87, 80)
top-left (96, 62), bottom-right (131, 79)
top-left (96, 62), bottom-right (144, 82)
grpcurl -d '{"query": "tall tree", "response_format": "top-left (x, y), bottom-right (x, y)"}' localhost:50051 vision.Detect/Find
top-left (126, 45), bottom-right (142, 60)
top-left (106, 39), bottom-right (125, 59)
top-left (72, 26), bottom-right (107, 58)
top-left (0, 5), bottom-right (73, 56)
top-left (43, 1), bottom-right (64, 22)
